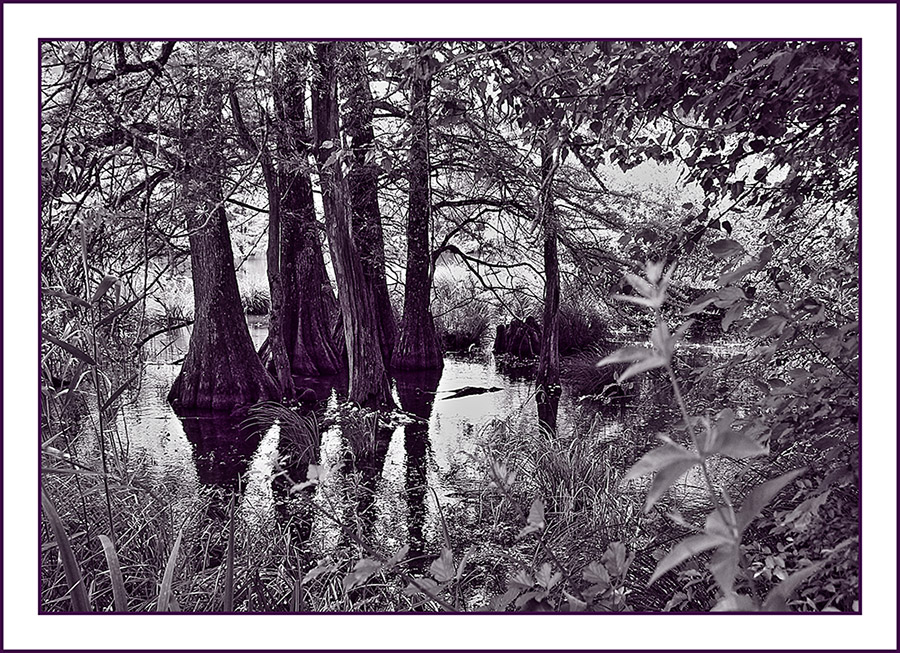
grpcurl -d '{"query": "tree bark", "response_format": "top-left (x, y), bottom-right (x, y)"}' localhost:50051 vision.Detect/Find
top-left (229, 89), bottom-right (294, 399)
top-left (536, 143), bottom-right (561, 432)
top-left (310, 43), bottom-right (394, 408)
top-left (341, 44), bottom-right (398, 362)
top-left (278, 44), bottom-right (343, 377)
top-left (168, 78), bottom-right (278, 411)
top-left (392, 45), bottom-right (443, 371)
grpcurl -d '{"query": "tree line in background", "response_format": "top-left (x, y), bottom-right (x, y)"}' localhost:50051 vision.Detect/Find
top-left (42, 40), bottom-right (857, 413)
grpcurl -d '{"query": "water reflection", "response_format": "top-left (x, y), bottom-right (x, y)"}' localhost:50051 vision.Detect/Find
top-left (341, 406), bottom-right (394, 542)
top-left (395, 369), bottom-right (442, 572)
top-left (176, 410), bottom-right (265, 489)
top-left (94, 332), bottom-right (637, 576)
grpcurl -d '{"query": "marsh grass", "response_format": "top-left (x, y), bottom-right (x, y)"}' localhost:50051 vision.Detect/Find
top-left (244, 402), bottom-right (320, 468)
top-left (561, 346), bottom-right (619, 396)
top-left (558, 300), bottom-right (614, 355)
top-left (433, 277), bottom-right (494, 352)
top-left (340, 407), bottom-right (380, 464)
top-left (148, 276), bottom-right (194, 325)
top-left (240, 285), bottom-right (271, 316)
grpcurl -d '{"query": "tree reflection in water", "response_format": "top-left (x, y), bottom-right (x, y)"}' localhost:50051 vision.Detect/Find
top-left (395, 368), bottom-right (442, 573)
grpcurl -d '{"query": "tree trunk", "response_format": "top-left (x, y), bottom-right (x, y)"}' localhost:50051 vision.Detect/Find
top-left (342, 44), bottom-right (398, 362)
top-left (169, 79), bottom-right (278, 411)
top-left (229, 90), bottom-right (294, 399)
top-left (310, 43), bottom-right (394, 409)
top-left (392, 46), bottom-right (443, 371)
top-left (536, 143), bottom-right (561, 432)
top-left (278, 44), bottom-right (342, 377)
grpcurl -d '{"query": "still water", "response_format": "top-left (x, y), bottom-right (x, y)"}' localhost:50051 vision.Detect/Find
top-left (93, 315), bottom-right (625, 571)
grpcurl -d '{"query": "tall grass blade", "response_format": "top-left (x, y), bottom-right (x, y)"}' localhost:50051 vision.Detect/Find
top-left (291, 579), bottom-right (301, 612)
top-left (40, 489), bottom-right (91, 612)
top-left (156, 528), bottom-right (183, 612)
top-left (90, 274), bottom-right (119, 304)
top-left (42, 333), bottom-right (97, 366)
top-left (98, 534), bottom-right (128, 612)
top-left (224, 496), bottom-right (235, 612)
top-left (95, 296), bottom-right (142, 327)
top-left (100, 373), bottom-right (139, 413)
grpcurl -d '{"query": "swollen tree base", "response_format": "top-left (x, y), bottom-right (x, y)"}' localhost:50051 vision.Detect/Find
top-left (168, 325), bottom-right (280, 411)
top-left (168, 330), bottom-right (279, 415)
top-left (392, 312), bottom-right (443, 372)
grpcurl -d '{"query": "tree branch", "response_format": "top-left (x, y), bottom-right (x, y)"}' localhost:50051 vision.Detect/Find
top-left (86, 41), bottom-right (176, 87)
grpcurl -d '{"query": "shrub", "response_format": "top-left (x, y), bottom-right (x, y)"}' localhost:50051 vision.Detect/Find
top-left (558, 300), bottom-right (615, 355)
top-left (561, 346), bottom-right (618, 396)
top-left (149, 275), bottom-right (194, 325)
top-left (432, 277), bottom-right (494, 352)
top-left (597, 261), bottom-right (855, 612)
top-left (239, 279), bottom-right (271, 316)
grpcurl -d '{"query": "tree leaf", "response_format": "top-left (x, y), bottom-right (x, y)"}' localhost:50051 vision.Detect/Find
top-left (618, 354), bottom-right (667, 383)
top-left (612, 293), bottom-right (657, 308)
top-left (597, 346), bottom-right (653, 367)
top-left (762, 561), bottom-right (825, 611)
top-left (625, 441), bottom-right (699, 480)
top-left (302, 558), bottom-right (336, 585)
top-left (624, 273), bottom-right (655, 299)
top-left (648, 533), bottom-right (722, 586)
top-left (384, 544), bottom-right (410, 571)
top-left (705, 506), bottom-right (739, 542)
top-left (601, 541), bottom-right (630, 578)
top-left (709, 544), bottom-right (740, 596)
top-left (712, 286), bottom-right (747, 307)
top-left (402, 577), bottom-right (440, 597)
top-left (519, 498), bottom-right (545, 538)
top-left (564, 591), bottom-right (587, 612)
top-left (509, 568), bottom-right (534, 591)
top-left (713, 430), bottom-right (768, 459)
top-left (712, 593), bottom-right (758, 611)
top-left (685, 287), bottom-right (745, 315)
top-left (736, 468), bottom-right (806, 532)
top-left (748, 315), bottom-right (787, 338)
top-left (43, 333), bottom-right (96, 366)
top-left (535, 562), bottom-right (560, 589)
top-left (492, 587), bottom-right (520, 611)
top-left (429, 547), bottom-right (455, 583)
top-left (527, 498), bottom-right (545, 529)
top-left (583, 561), bottom-right (610, 588)
top-left (645, 458), bottom-right (699, 511)
top-left (343, 557), bottom-right (382, 591)
top-left (721, 300), bottom-right (746, 332)
top-left (717, 260), bottom-right (761, 286)
top-left (708, 239), bottom-right (743, 259)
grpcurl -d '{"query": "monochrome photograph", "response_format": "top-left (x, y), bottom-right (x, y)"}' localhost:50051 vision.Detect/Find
top-left (39, 38), bottom-right (860, 616)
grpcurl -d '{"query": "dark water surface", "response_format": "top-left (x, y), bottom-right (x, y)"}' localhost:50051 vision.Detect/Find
top-left (83, 317), bottom-right (633, 562)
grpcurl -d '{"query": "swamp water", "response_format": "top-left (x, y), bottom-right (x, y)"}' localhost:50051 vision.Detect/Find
top-left (59, 313), bottom-right (744, 610)
top-left (100, 321), bottom-right (626, 560)
top-left (60, 259), bottom-right (731, 608)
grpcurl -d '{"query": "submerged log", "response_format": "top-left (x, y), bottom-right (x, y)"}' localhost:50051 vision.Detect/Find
top-left (441, 386), bottom-right (503, 400)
